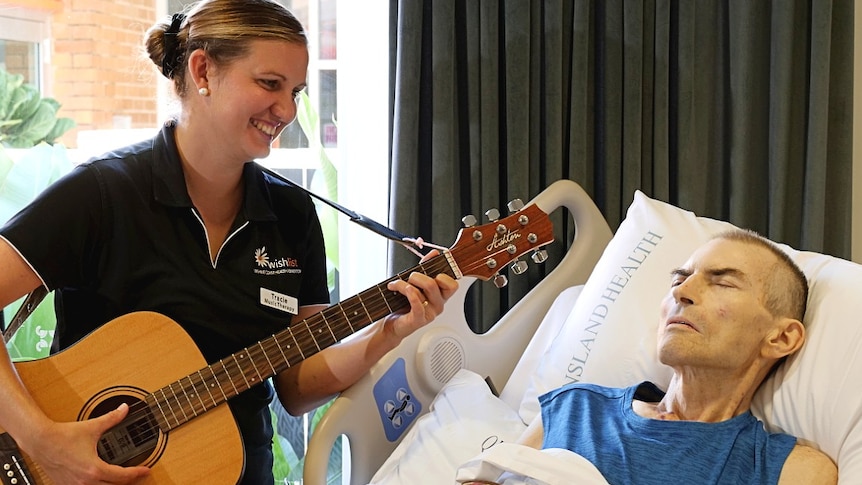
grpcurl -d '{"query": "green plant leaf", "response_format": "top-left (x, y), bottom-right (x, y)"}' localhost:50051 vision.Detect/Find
top-left (43, 117), bottom-right (76, 145)
top-left (9, 101), bottom-right (56, 144)
top-left (0, 71), bottom-right (24, 121)
top-left (8, 84), bottom-right (40, 123)
top-left (0, 67), bottom-right (76, 148)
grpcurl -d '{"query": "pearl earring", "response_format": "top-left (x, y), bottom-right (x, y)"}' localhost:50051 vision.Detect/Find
top-left (198, 87), bottom-right (210, 96)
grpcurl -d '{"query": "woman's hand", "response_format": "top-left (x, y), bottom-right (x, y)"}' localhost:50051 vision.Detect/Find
top-left (25, 404), bottom-right (150, 484)
top-left (383, 250), bottom-right (459, 342)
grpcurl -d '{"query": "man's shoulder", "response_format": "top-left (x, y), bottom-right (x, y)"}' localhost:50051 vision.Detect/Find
top-left (779, 444), bottom-right (837, 485)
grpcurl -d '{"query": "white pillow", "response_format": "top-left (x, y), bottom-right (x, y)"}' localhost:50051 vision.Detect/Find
top-left (369, 369), bottom-right (527, 485)
top-left (498, 285), bottom-right (584, 413)
top-left (518, 190), bottom-right (862, 484)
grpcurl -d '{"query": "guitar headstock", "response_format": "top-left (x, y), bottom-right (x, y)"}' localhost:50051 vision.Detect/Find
top-left (447, 201), bottom-right (554, 286)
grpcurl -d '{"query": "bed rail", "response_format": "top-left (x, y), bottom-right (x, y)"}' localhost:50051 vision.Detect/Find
top-left (303, 179), bottom-right (612, 485)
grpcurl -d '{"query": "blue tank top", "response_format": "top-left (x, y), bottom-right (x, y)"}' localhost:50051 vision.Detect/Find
top-left (540, 382), bottom-right (796, 485)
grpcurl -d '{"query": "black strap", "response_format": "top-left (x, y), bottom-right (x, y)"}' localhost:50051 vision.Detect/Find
top-left (3, 285), bottom-right (48, 343)
top-left (259, 165), bottom-right (412, 244)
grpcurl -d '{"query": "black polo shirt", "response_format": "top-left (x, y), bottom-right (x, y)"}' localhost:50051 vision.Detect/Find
top-left (0, 122), bottom-right (330, 483)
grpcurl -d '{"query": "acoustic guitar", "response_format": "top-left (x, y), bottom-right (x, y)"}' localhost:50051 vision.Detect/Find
top-left (0, 202), bottom-right (554, 484)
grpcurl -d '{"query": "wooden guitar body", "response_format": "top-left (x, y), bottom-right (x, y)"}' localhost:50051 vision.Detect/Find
top-left (5, 312), bottom-right (243, 484)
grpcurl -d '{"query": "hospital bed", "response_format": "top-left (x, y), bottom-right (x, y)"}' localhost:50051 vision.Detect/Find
top-left (304, 179), bottom-right (862, 485)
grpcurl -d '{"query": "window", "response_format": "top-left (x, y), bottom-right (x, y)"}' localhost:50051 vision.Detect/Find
top-left (0, 6), bottom-right (51, 90)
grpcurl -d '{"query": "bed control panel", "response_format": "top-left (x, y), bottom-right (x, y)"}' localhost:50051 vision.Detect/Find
top-left (373, 358), bottom-right (423, 442)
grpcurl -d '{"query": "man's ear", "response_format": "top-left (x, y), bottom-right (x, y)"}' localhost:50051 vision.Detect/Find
top-left (187, 49), bottom-right (210, 91)
top-left (763, 318), bottom-right (805, 359)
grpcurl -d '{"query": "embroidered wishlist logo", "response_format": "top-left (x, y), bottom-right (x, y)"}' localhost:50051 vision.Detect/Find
top-left (253, 247), bottom-right (301, 275)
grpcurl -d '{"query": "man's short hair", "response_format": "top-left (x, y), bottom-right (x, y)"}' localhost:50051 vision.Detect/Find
top-left (711, 229), bottom-right (808, 323)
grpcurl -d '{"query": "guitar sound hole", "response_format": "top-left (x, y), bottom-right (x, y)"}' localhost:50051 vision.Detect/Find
top-left (87, 393), bottom-right (164, 467)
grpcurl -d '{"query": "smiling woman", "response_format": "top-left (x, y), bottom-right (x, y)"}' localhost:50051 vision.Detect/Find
top-left (0, 0), bottom-right (396, 481)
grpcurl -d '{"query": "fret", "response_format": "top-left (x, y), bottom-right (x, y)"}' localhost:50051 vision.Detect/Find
top-left (308, 317), bottom-right (337, 350)
top-left (182, 376), bottom-right (202, 416)
top-left (181, 376), bottom-right (201, 416)
top-left (338, 302), bottom-right (355, 333)
top-left (167, 382), bottom-right (189, 422)
top-left (245, 347), bottom-right (264, 385)
top-left (319, 312), bottom-right (339, 343)
top-left (151, 392), bottom-right (172, 429)
top-left (272, 333), bottom-right (291, 367)
top-left (197, 369), bottom-right (219, 408)
top-left (220, 360), bottom-right (240, 397)
top-left (232, 353), bottom-right (252, 389)
top-left (178, 382), bottom-right (198, 417)
top-left (258, 341), bottom-right (276, 374)
top-left (287, 327), bottom-right (305, 359)
top-left (158, 388), bottom-right (179, 428)
top-left (376, 285), bottom-right (394, 313)
top-left (358, 296), bottom-right (373, 322)
top-left (303, 321), bottom-right (322, 352)
top-left (343, 302), bottom-right (365, 330)
top-left (208, 365), bottom-right (229, 402)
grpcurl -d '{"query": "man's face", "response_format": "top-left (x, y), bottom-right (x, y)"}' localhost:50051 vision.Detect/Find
top-left (657, 238), bottom-right (780, 373)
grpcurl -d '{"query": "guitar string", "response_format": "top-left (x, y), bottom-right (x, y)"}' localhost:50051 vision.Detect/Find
top-left (112, 256), bottom-right (460, 448)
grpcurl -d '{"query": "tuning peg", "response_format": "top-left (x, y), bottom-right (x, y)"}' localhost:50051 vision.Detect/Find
top-left (531, 249), bottom-right (548, 264)
top-left (493, 273), bottom-right (509, 288)
top-left (461, 214), bottom-right (477, 227)
top-left (511, 259), bottom-right (528, 275)
top-left (507, 199), bottom-right (524, 213)
top-left (485, 208), bottom-right (500, 222)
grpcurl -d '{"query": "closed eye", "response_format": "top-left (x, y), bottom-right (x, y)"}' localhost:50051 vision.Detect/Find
top-left (260, 79), bottom-right (280, 90)
top-left (669, 268), bottom-right (690, 287)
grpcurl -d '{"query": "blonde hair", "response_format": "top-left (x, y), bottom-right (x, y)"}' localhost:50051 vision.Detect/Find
top-left (145, 0), bottom-right (307, 97)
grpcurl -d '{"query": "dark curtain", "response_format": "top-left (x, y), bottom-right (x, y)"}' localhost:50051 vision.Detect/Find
top-left (387, 0), bottom-right (853, 332)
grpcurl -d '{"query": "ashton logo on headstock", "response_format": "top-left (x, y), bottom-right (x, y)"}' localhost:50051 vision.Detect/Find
top-left (486, 230), bottom-right (522, 252)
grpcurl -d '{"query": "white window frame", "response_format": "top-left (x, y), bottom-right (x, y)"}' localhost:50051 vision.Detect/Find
top-left (0, 8), bottom-right (52, 93)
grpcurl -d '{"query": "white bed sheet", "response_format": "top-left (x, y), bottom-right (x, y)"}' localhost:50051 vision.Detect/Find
top-left (368, 369), bottom-right (528, 485)
top-left (455, 443), bottom-right (609, 485)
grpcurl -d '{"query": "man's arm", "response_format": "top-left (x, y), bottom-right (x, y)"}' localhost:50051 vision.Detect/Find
top-left (516, 413), bottom-right (545, 448)
top-left (778, 444), bottom-right (838, 485)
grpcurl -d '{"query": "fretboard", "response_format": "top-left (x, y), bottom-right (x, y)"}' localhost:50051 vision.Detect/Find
top-left (146, 251), bottom-right (459, 431)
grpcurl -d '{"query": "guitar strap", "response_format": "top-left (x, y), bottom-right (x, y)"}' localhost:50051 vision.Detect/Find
top-left (3, 285), bottom-right (48, 343)
top-left (3, 168), bottom-right (420, 342)
top-left (258, 165), bottom-right (414, 244)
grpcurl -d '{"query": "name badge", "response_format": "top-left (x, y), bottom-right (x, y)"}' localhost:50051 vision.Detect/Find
top-left (260, 288), bottom-right (298, 315)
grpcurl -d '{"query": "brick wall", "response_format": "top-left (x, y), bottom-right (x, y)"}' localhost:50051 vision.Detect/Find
top-left (2, 42), bottom-right (32, 78)
top-left (50, 0), bottom-right (159, 147)
top-left (6, 0), bottom-right (160, 147)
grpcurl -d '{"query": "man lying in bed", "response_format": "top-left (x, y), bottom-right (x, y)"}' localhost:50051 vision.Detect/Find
top-left (465, 229), bottom-right (837, 485)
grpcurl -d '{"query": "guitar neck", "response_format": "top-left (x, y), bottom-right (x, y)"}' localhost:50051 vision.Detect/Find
top-left (146, 252), bottom-right (459, 431)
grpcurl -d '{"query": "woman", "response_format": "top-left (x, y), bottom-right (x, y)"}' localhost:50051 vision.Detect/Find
top-left (0, 1), bottom-right (457, 483)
